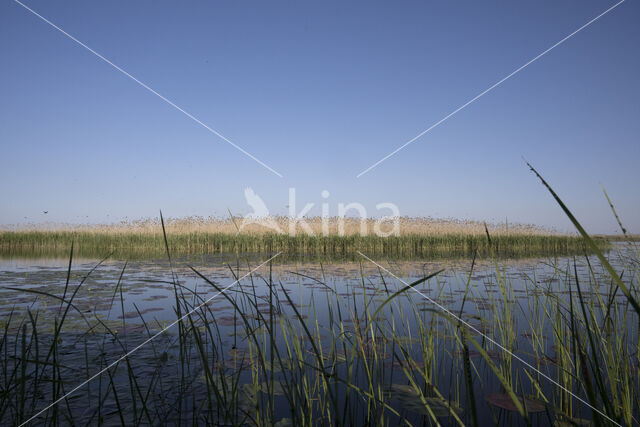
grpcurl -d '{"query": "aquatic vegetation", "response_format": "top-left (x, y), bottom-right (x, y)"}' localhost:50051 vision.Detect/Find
top-left (0, 229), bottom-right (602, 259)
top-left (0, 175), bottom-right (637, 425)
top-left (1, 215), bottom-right (606, 259)
top-left (0, 235), bottom-right (637, 425)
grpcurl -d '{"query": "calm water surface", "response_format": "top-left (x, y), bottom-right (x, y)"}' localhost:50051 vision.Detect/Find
top-left (0, 245), bottom-right (636, 425)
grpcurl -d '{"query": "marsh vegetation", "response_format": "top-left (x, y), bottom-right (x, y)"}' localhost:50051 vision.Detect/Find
top-left (0, 216), bottom-right (602, 259)
top-left (0, 237), bottom-right (637, 425)
top-left (0, 176), bottom-right (636, 426)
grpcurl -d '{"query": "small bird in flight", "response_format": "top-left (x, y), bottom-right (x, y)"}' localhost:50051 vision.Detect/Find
top-left (43, 211), bottom-right (48, 214)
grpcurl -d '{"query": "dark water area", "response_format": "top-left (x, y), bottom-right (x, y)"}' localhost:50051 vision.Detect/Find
top-left (0, 243), bottom-right (637, 426)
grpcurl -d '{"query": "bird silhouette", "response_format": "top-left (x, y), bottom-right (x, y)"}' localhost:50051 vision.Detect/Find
top-left (244, 187), bottom-right (269, 219)
top-left (240, 187), bottom-right (281, 233)
top-left (43, 211), bottom-right (48, 214)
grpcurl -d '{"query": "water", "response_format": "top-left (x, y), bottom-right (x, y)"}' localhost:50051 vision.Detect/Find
top-left (0, 244), bottom-right (637, 425)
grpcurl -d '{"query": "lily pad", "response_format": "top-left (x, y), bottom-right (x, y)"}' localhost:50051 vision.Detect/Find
top-left (554, 413), bottom-right (592, 426)
top-left (388, 384), bottom-right (462, 417)
top-left (242, 381), bottom-right (286, 397)
top-left (485, 393), bottom-right (545, 413)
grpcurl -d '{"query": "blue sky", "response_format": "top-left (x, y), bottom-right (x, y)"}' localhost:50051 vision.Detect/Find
top-left (1, 0), bottom-right (638, 234)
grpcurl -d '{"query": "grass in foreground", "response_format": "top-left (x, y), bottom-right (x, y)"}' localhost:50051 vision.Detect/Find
top-left (0, 235), bottom-right (637, 424)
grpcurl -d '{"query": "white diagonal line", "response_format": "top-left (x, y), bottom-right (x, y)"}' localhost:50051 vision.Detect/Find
top-left (357, 251), bottom-right (621, 426)
top-left (13, 0), bottom-right (283, 178)
top-left (356, 0), bottom-right (626, 178)
top-left (19, 252), bottom-right (282, 426)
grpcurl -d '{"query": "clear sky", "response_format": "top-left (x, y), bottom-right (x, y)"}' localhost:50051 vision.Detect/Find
top-left (1, 0), bottom-right (638, 234)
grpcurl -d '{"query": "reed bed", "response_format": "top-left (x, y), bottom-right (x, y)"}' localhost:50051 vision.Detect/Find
top-left (0, 219), bottom-right (599, 259)
top-left (1, 216), bottom-right (558, 236)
